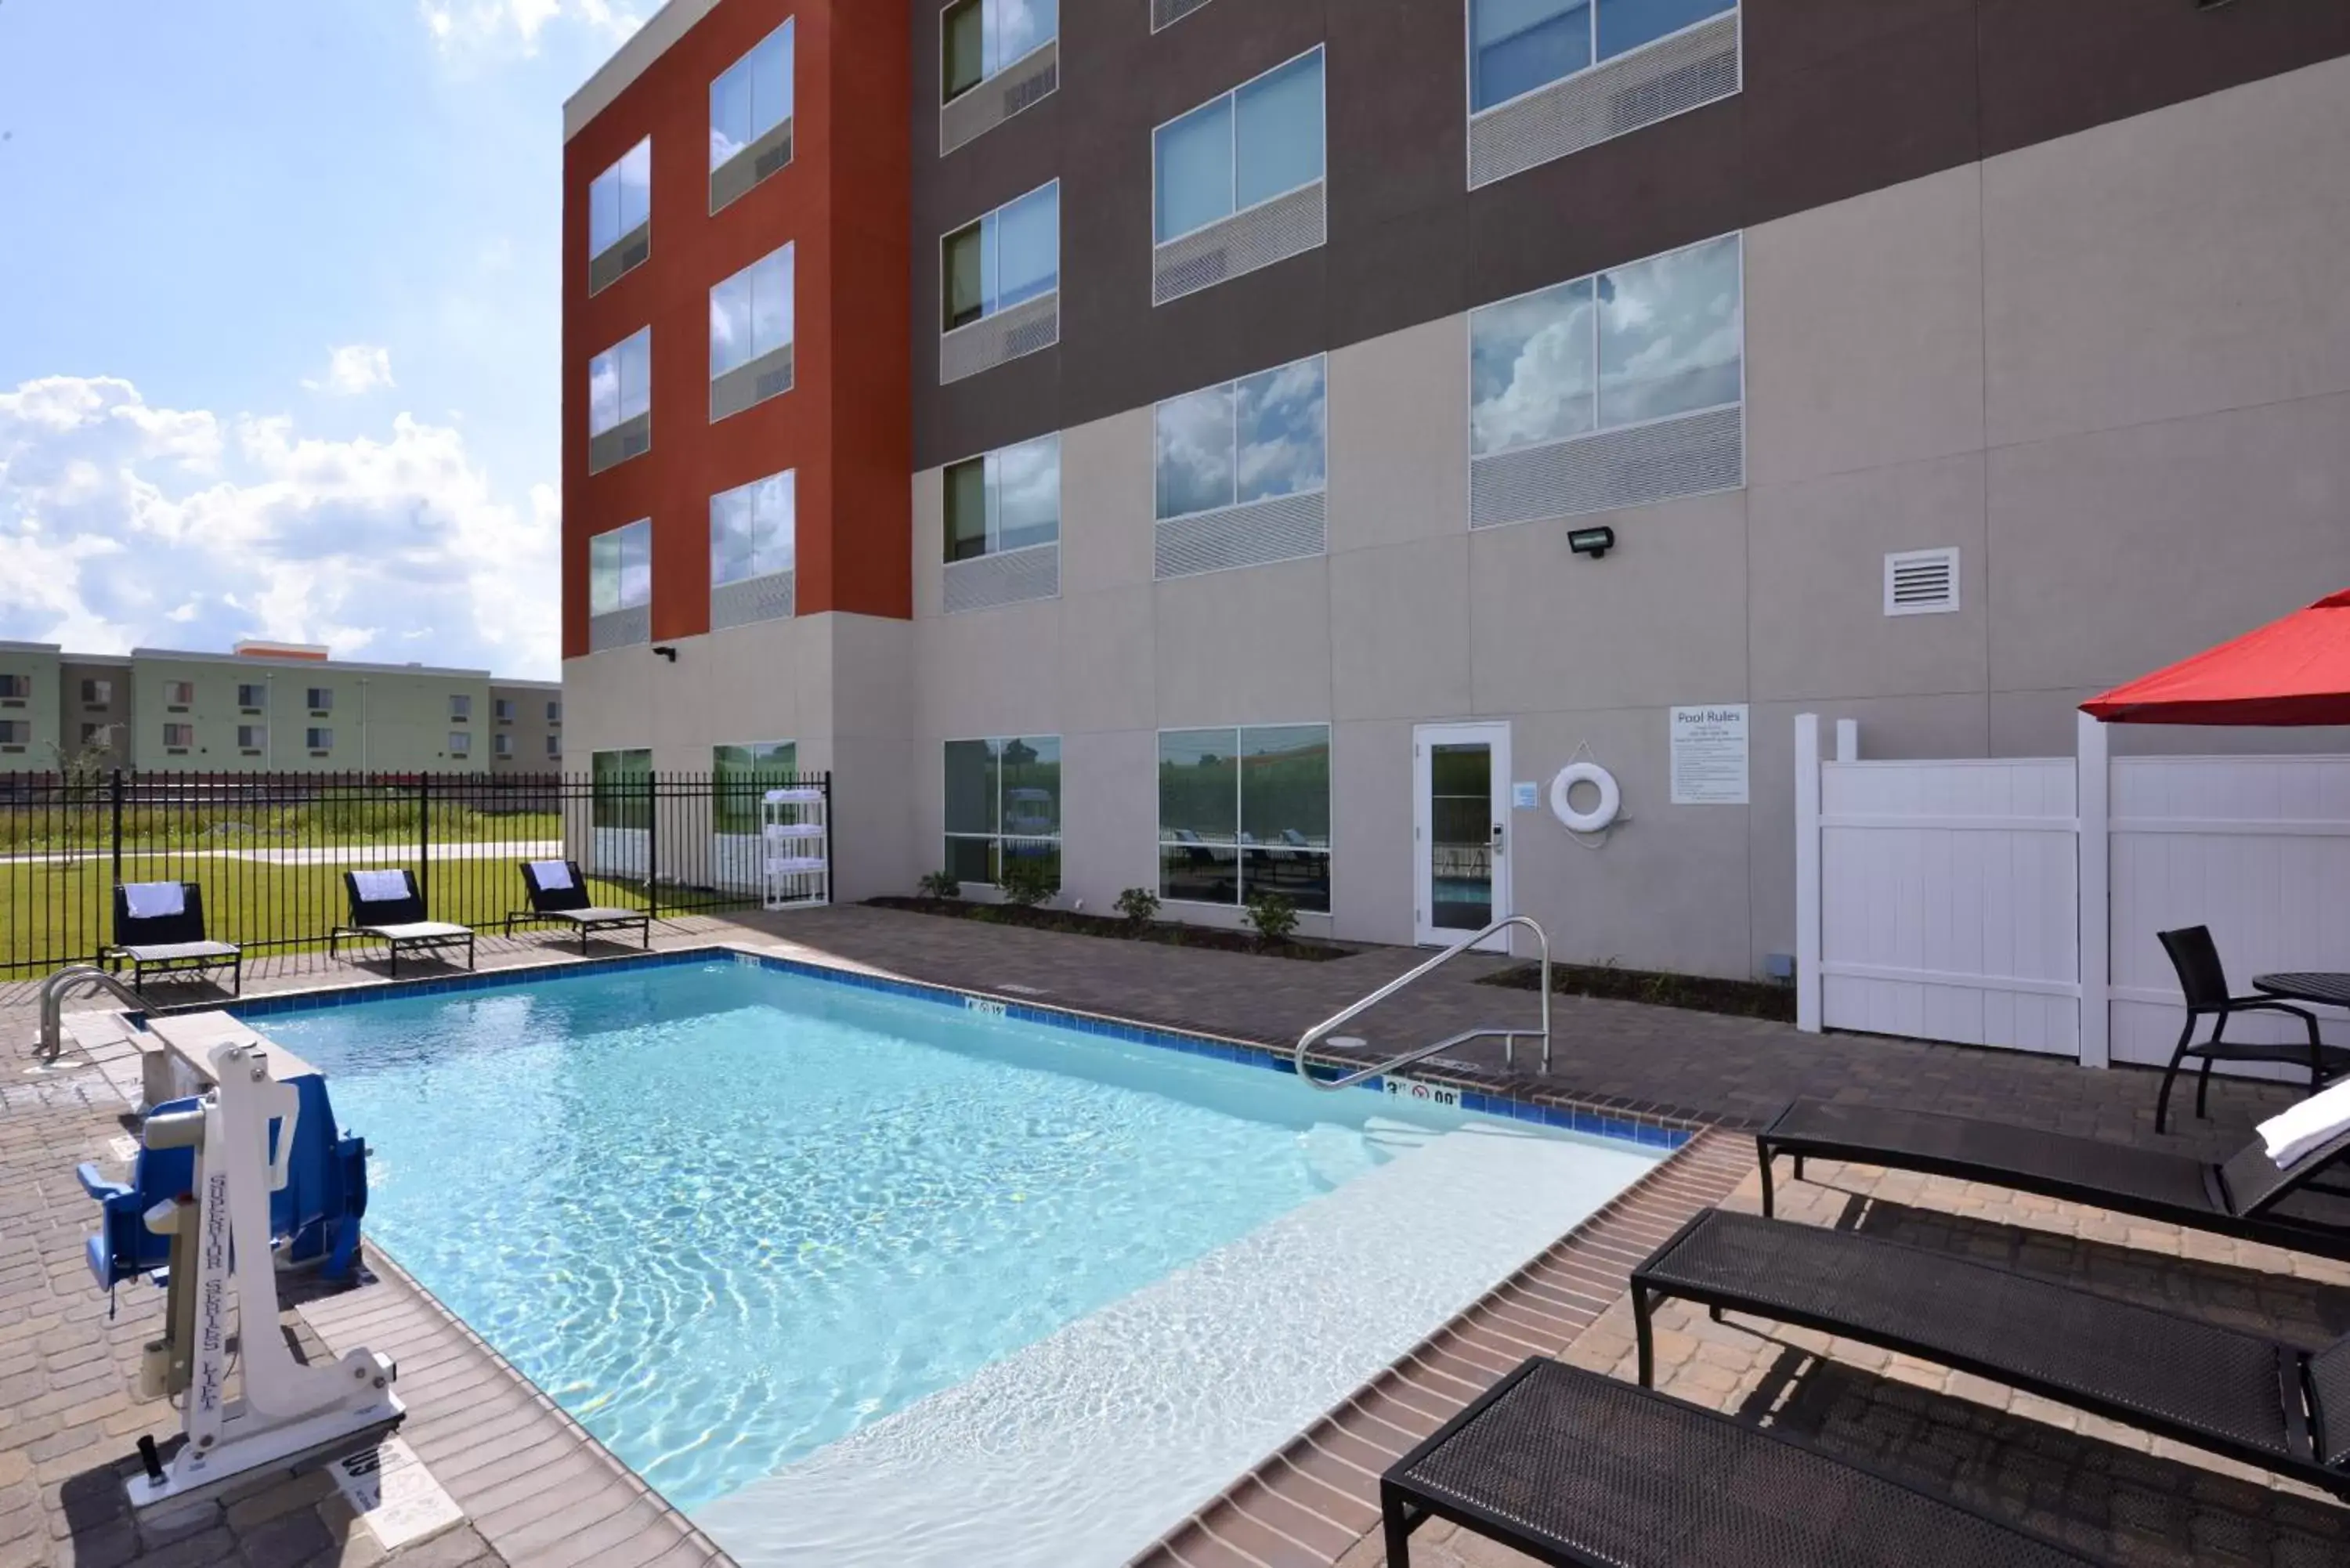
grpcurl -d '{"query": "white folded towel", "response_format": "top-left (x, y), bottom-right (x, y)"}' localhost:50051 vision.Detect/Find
top-left (530, 859), bottom-right (574, 891)
top-left (123, 881), bottom-right (185, 920)
top-left (351, 869), bottom-right (412, 905)
top-left (2257, 1077), bottom-right (2350, 1169)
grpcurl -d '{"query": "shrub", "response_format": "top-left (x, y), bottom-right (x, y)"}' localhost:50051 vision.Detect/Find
top-left (917, 870), bottom-right (962, 901)
top-left (1114, 887), bottom-right (1161, 929)
top-left (996, 857), bottom-right (1057, 909)
top-left (1244, 890), bottom-right (1299, 947)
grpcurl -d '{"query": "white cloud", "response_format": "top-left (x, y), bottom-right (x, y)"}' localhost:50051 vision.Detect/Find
top-left (0, 376), bottom-right (558, 679)
top-left (420, 0), bottom-right (642, 55)
top-left (302, 344), bottom-right (396, 398)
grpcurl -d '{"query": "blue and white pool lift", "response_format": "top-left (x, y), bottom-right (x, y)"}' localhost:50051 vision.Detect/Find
top-left (77, 1014), bottom-right (402, 1509)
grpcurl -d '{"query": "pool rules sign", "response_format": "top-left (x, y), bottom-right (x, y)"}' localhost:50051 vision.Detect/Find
top-left (1669, 705), bottom-right (1749, 805)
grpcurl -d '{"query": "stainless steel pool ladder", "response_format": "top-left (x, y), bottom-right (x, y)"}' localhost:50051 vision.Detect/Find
top-left (1291, 915), bottom-right (1550, 1093)
top-left (34, 965), bottom-right (149, 1065)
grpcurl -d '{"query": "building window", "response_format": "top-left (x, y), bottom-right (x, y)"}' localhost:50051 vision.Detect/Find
top-left (493, 699), bottom-right (512, 723)
top-left (547, 700), bottom-right (562, 724)
top-left (450, 694), bottom-right (472, 722)
top-left (715, 741), bottom-right (797, 833)
top-left (0, 673), bottom-right (27, 702)
top-left (78, 722), bottom-right (107, 747)
top-left (710, 18), bottom-right (794, 209)
top-left (710, 470), bottom-right (797, 591)
top-left (590, 520), bottom-right (653, 616)
top-left (1470, 0), bottom-right (1734, 113)
top-left (592, 748), bottom-right (653, 829)
top-left (942, 181), bottom-right (1058, 334)
top-left (1154, 48), bottom-right (1325, 247)
top-left (588, 136), bottom-right (653, 292)
top-left (710, 244), bottom-right (795, 420)
top-left (944, 735), bottom-right (1061, 887)
top-left (237, 683), bottom-right (266, 711)
top-left (1156, 353), bottom-right (1326, 522)
top-left (307, 687), bottom-right (333, 713)
top-left (307, 728), bottom-right (334, 753)
top-left (237, 724), bottom-right (266, 753)
top-left (546, 733), bottom-right (562, 758)
top-left (1467, 233), bottom-right (1744, 524)
top-left (1158, 725), bottom-right (1330, 912)
top-left (588, 327), bottom-right (653, 473)
top-left (945, 435), bottom-right (1059, 562)
top-left (164, 681), bottom-right (195, 710)
top-left (81, 678), bottom-right (112, 707)
top-left (448, 731), bottom-right (472, 757)
top-left (0, 720), bottom-right (27, 748)
top-left (163, 723), bottom-right (194, 751)
top-left (494, 732), bottom-right (513, 758)
top-left (943, 0), bottom-right (1056, 103)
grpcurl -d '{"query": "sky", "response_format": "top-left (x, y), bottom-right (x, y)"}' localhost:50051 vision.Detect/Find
top-left (0, 0), bottom-right (653, 679)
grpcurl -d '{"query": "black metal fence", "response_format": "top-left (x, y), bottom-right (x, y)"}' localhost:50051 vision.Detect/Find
top-left (0, 769), bottom-right (830, 978)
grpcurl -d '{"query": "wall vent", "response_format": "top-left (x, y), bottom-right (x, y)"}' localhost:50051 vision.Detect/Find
top-left (940, 41), bottom-right (1059, 156)
top-left (1155, 491), bottom-right (1325, 580)
top-left (1153, 182), bottom-right (1324, 308)
top-left (944, 544), bottom-right (1060, 614)
top-left (711, 569), bottom-right (797, 632)
top-left (1469, 9), bottom-right (1740, 190)
top-left (1470, 405), bottom-right (1743, 529)
top-left (710, 344), bottom-right (795, 422)
top-left (588, 605), bottom-right (651, 653)
top-left (1152, 0), bottom-right (1217, 31)
top-left (941, 291), bottom-right (1058, 385)
top-left (710, 118), bottom-right (793, 213)
top-left (1884, 548), bottom-right (1961, 616)
top-left (588, 413), bottom-right (651, 475)
top-left (588, 222), bottom-right (651, 296)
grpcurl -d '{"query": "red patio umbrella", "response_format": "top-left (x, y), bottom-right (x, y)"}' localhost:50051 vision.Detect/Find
top-left (2082, 589), bottom-right (2350, 726)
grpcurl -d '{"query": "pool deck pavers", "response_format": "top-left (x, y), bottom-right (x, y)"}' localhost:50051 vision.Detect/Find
top-left (5, 904), bottom-right (2347, 1566)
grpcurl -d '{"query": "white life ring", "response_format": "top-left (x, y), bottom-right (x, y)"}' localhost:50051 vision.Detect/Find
top-left (1550, 763), bottom-right (1621, 834)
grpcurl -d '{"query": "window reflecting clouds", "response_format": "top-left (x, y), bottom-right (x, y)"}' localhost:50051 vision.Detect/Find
top-left (710, 245), bottom-right (794, 380)
top-left (710, 20), bottom-right (794, 171)
top-left (1156, 354), bottom-right (1325, 521)
top-left (710, 470), bottom-right (797, 587)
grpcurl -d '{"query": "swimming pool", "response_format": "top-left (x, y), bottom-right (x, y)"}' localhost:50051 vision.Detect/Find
top-left (248, 954), bottom-right (1668, 1563)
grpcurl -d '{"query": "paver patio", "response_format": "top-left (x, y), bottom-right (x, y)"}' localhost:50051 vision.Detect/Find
top-left (3, 905), bottom-right (2342, 1566)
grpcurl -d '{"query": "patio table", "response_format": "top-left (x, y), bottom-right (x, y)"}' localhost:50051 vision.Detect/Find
top-left (2254, 973), bottom-right (2350, 1010)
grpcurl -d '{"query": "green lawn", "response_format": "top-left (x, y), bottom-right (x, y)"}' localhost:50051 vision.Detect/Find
top-left (0, 799), bottom-right (566, 857)
top-left (0, 852), bottom-right (656, 975)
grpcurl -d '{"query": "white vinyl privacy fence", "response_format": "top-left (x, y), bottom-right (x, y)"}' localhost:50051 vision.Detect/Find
top-left (1795, 714), bottom-right (2350, 1069)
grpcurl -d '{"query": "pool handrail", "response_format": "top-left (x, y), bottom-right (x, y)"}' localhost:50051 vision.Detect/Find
top-left (35, 965), bottom-right (149, 1065)
top-left (1291, 915), bottom-right (1550, 1093)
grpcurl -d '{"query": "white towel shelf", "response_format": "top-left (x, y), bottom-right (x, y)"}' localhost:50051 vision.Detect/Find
top-left (761, 787), bottom-right (830, 910)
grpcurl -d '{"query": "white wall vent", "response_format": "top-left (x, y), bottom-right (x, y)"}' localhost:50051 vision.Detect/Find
top-left (1152, 182), bottom-right (1325, 308)
top-left (1469, 9), bottom-right (1740, 190)
top-left (588, 605), bottom-right (651, 653)
top-left (941, 291), bottom-right (1060, 385)
top-left (1155, 491), bottom-right (1325, 580)
top-left (588, 412), bottom-right (652, 476)
top-left (940, 42), bottom-right (1060, 156)
top-left (943, 544), bottom-right (1060, 614)
top-left (1152, 0), bottom-right (1217, 31)
top-left (711, 345), bottom-right (794, 422)
top-left (711, 570), bottom-right (797, 632)
top-left (1884, 548), bottom-right (1960, 616)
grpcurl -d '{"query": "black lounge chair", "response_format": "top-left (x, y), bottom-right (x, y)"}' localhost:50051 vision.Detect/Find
top-left (329, 869), bottom-right (474, 977)
top-left (101, 881), bottom-right (240, 996)
top-left (1380, 1357), bottom-right (2097, 1567)
top-left (1630, 1209), bottom-right (2350, 1499)
top-left (1756, 1096), bottom-right (2350, 1262)
top-left (2154, 925), bottom-right (2350, 1133)
top-left (504, 859), bottom-right (649, 952)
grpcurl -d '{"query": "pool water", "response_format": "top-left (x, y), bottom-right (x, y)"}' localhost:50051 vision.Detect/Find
top-left (254, 959), bottom-right (1515, 1512)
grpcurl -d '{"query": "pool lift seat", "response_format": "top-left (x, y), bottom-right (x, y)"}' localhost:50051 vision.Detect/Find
top-left (76, 1015), bottom-right (401, 1510)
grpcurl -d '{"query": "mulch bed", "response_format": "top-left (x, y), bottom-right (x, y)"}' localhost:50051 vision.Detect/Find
top-left (863, 896), bottom-right (1358, 962)
top-left (1478, 959), bottom-right (1796, 1021)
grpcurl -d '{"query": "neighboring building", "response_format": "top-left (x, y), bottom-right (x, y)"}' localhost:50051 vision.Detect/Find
top-left (0, 641), bottom-right (561, 775)
top-left (561, 1), bottom-right (2350, 979)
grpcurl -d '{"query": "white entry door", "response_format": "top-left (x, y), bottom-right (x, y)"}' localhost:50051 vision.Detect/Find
top-left (1414, 722), bottom-right (1512, 949)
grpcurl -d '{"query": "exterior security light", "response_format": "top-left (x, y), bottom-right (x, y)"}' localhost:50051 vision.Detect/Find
top-left (1567, 526), bottom-right (1615, 560)
top-left (653, 645), bottom-right (679, 663)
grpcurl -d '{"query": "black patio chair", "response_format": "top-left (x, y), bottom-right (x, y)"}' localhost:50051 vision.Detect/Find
top-left (504, 859), bottom-right (649, 953)
top-left (2155, 925), bottom-right (2350, 1133)
top-left (101, 881), bottom-right (240, 996)
top-left (1755, 1096), bottom-right (2350, 1261)
top-left (1630, 1209), bottom-right (2350, 1500)
top-left (1380, 1357), bottom-right (2097, 1567)
top-left (329, 869), bottom-right (474, 977)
